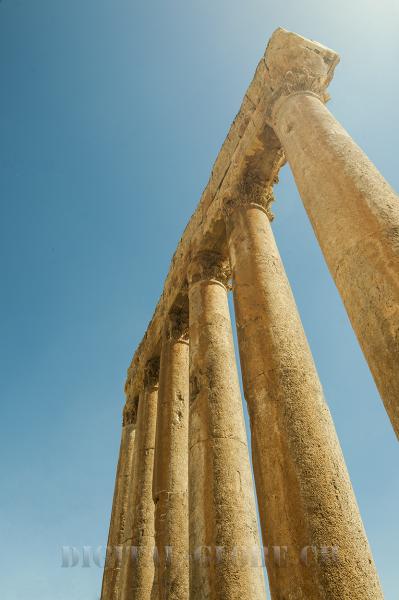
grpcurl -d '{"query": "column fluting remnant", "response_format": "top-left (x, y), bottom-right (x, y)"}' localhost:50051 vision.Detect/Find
top-left (188, 251), bottom-right (266, 600)
top-left (266, 28), bottom-right (399, 438)
top-left (225, 183), bottom-right (383, 599)
top-left (121, 358), bottom-right (159, 600)
top-left (153, 308), bottom-right (190, 599)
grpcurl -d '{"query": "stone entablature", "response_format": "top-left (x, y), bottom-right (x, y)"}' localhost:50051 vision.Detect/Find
top-left (124, 28), bottom-right (339, 402)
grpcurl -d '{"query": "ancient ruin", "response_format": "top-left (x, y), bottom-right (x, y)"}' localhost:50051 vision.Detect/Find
top-left (100, 28), bottom-right (399, 599)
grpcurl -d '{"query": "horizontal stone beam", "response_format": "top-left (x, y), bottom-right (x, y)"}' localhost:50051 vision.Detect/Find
top-left (125, 27), bottom-right (339, 401)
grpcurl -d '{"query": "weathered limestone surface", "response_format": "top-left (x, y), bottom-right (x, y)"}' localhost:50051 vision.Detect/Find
top-left (124, 35), bottom-right (287, 403)
top-left (153, 310), bottom-right (190, 599)
top-left (100, 398), bottom-right (137, 600)
top-left (188, 252), bottom-right (266, 600)
top-left (120, 360), bottom-right (159, 600)
top-left (100, 26), bottom-right (393, 600)
top-left (226, 200), bottom-right (383, 599)
top-left (269, 83), bottom-right (399, 438)
top-left (117, 399), bottom-right (140, 600)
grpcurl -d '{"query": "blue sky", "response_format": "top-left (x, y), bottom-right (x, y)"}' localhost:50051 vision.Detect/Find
top-left (0, 1), bottom-right (398, 599)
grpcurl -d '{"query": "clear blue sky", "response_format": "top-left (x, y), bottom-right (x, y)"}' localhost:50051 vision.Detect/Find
top-left (0, 1), bottom-right (398, 599)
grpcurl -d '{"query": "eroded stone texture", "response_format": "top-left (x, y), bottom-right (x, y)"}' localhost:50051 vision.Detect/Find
top-left (153, 309), bottom-right (190, 599)
top-left (100, 397), bottom-right (138, 600)
top-left (120, 359), bottom-right (159, 600)
top-left (124, 37), bottom-right (286, 401)
top-left (188, 251), bottom-right (266, 600)
top-left (99, 26), bottom-right (392, 600)
top-left (118, 399), bottom-right (141, 600)
top-left (271, 89), bottom-right (399, 439)
top-left (226, 198), bottom-right (383, 599)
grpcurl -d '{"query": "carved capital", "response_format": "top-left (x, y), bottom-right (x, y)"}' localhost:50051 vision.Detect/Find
top-left (188, 251), bottom-right (231, 289)
top-left (122, 395), bottom-right (139, 427)
top-left (264, 28), bottom-right (340, 126)
top-left (223, 176), bottom-right (275, 222)
top-left (144, 357), bottom-right (160, 389)
top-left (165, 307), bottom-right (189, 343)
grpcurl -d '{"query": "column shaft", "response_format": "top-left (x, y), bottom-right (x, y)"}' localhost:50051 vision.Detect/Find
top-left (118, 404), bottom-right (140, 600)
top-left (101, 400), bottom-right (137, 600)
top-left (188, 252), bottom-right (266, 600)
top-left (226, 202), bottom-right (383, 599)
top-left (273, 92), bottom-right (399, 438)
top-left (153, 310), bottom-right (190, 599)
top-left (121, 360), bottom-right (159, 600)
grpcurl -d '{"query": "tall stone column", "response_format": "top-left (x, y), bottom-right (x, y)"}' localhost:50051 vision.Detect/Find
top-left (153, 308), bottom-right (190, 599)
top-left (266, 27), bottom-right (399, 438)
top-left (120, 358), bottom-right (159, 600)
top-left (101, 397), bottom-right (138, 600)
top-left (225, 186), bottom-right (383, 599)
top-left (188, 251), bottom-right (266, 600)
top-left (118, 397), bottom-right (141, 600)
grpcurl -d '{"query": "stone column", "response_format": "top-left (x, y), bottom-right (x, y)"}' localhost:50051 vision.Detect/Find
top-left (225, 185), bottom-right (383, 599)
top-left (101, 397), bottom-right (138, 600)
top-left (118, 397), bottom-right (141, 600)
top-left (152, 308), bottom-right (190, 600)
top-left (120, 358), bottom-right (159, 600)
top-left (266, 27), bottom-right (399, 438)
top-left (188, 251), bottom-right (266, 600)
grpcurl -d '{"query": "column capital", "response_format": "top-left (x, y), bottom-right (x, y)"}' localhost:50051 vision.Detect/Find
top-left (164, 307), bottom-right (189, 343)
top-left (188, 251), bottom-right (231, 290)
top-left (122, 395), bottom-right (139, 427)
top-left (144, 357), bottom-right (160, 390)
top-left (264, 28), bottom-right (339, 126)
top-left (223, 175), bottom-right (275, 222)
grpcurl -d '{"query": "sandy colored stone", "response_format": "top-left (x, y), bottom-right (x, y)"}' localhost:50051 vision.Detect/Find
top-left (153, 310), bottom-right (190, 599)
top-left (100, 399), bottom-right (137, 600)
top-left (226, 201), bottom-right (383, 599)
top-left (117, 399), bottom-right (141, 600)
top-left (124, 38), bottom-right (287, 401)
top-left (272, 91), bottom-right (399, 439)
top-left (100, 26), bottom-right (393, 600)
top-left (120, 360), bottom-right (159, 600)
top-left (188, 252), bottom-right (266, 600)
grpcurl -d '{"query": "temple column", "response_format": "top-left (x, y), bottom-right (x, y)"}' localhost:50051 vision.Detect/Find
top-left (100, 397), bottom-right (138, 600)
top-left (120, 358), bottom-right (159, 600)
top-left (153, 308), bottom-right (190, 599)
top-left (266, 28), bottom-right (399, 438)
top-left (188, 251), bottom-right (266, 600)
top-left (118, 397), bottom-right (141, 600)
top-left (225, 187), bottom-right (383, 599)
